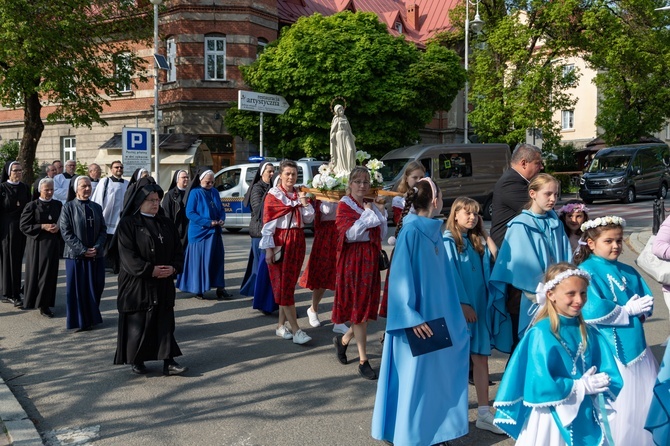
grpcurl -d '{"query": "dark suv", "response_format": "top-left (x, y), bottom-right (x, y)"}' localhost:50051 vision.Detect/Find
top-left (579, 143), bottom-right (670, 204)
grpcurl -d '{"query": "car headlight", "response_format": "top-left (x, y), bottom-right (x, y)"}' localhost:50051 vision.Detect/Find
top-left (611, 176), bottom-right (624, 184)
top-left (580, 177), bottom-right (585, 185)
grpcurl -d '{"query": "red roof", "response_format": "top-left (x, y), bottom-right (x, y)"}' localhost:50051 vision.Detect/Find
top-left (277, 0), bottom-right (461, 44)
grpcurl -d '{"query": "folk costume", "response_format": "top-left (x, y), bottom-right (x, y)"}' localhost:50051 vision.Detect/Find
top-left (493, 316), bottom-right (623, 445)
top-left (241, 161), bottom-right (273, 297)
top-left (372, 214), bottom-right (469, 446)
top-left (332, 195), bottom-right (386, 324)
top-left (259, 185), bottom-right (314, 306)
top-left (298, 200), bottom-right (338, 291)
top-left (489, 209), bottom-right (572, 352)
top-left (176, 168), bottom-right (227, 296)
top-left (0, 162), bottom-right (30, 305)
top-left (59, 176), bottom-right (106, 330)
top-left (20, 187), bottom-right (62, 312)
top-left (114, 178), bottom-right (185, 370)
top-left (443, 229), bottom-right (494, 356)
top-left (645, 342), bottom-right (670, 446)
top-left (161, 170), bottom-right (189, 249)
top-left (579, 255), bottom-right (658, 446)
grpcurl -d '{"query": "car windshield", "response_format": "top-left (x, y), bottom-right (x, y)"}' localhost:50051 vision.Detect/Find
top-left (380, 158), bottom-right (411, 183)
top-left (588, 155), bottom-right (630, 173)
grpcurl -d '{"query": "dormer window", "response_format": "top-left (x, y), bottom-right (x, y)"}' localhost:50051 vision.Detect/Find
top-left (394, 22), bottom-right (403, 33)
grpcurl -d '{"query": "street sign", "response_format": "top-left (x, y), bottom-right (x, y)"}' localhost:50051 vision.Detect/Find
top-left (238, 90), bottom-right (289, 115)
top-left (122, 127), bottom-right (152, 174)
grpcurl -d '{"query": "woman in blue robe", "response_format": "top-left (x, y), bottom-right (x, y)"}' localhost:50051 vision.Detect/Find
top-left (489, 174), bottom-right (571, 352)
top-left (372, 178), bottom-right (470, 446)
top-left (494, 263), bottom-right (622, 446)
top-left (176, 168), bottom-right (230, 299)
top-left (645, 342), bottom-right (670, 446)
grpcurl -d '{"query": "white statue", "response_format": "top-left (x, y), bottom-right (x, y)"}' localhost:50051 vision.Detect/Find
top-left (330, 104), bottom-right (357, 175)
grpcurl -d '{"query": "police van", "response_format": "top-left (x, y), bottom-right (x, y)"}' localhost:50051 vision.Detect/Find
top-left (213, 158), bottom-right (323, 232)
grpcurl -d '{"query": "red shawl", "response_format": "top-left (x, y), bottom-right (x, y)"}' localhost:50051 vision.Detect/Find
top-left (263, 187), bottom-right (302, 226)
top-left (335, 195), bottom-right (381, 257)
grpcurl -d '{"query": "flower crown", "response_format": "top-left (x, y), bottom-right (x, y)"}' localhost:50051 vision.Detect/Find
top-left (580, 216), bottom-right (626, 232)
top-left (558, 203), bottom-right (590, 215)
top-left (535, 269), bottom-right (592, 307)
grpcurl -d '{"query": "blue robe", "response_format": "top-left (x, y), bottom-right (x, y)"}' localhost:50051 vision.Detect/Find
top-left (645, 343), bottom-right (670, 446)
top-left (443, 229), bottom-right (493, 355)
top-left (494, 316), bottom-right (623, 445)
top-left (372, 214), bottom-right (470, 446)
top-left (176, 187), bottom-right (226, 294)
top-left (489, 209), bottom-right (572, 352)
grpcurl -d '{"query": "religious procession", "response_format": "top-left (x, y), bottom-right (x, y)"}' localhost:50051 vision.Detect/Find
top-left (0, 106), bottom-right (669, 446)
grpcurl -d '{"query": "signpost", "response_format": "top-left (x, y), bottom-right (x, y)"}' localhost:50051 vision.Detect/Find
top-left (238, 90), bottom-right (289, 157)
top-left (122, 127), bottom-right (152, 174)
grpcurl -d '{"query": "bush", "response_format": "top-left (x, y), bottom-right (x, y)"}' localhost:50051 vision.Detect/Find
top-left (0, 141), bottom-right (40, 179)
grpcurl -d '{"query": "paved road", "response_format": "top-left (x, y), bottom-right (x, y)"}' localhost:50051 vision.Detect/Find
top-left (0, 199), bottom-right (666, 446)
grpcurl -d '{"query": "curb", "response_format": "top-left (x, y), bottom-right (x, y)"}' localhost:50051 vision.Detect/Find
top-left (627, 229), bottom-right (652, 255)
top-left (0, 378), bottom-right (42, 445)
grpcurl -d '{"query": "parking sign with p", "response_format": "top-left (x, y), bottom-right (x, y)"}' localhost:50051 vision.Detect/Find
top-left (122, 127), bottom-right (152, 174)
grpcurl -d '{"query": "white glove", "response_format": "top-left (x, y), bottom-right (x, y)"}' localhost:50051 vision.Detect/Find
top-left (579, 366), bottom-right (611, 395)
top-left (623, 294), bottom-right (653, 317)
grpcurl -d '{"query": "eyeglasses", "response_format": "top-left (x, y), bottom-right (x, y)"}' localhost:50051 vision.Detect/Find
top-left (351, 180), bottom-right (370, 186)
top-left (113, 166), bottom-right (124, 169)
top-left (145, 199), bottom-right (161, 204)
top-left (11, 169), bottom-right (23, 173)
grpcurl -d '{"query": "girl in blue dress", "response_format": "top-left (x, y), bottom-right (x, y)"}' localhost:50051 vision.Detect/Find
top-left (443, 197), bottom-right (504, 435)
top-left (489, 173), bottom-right (572, 352)
top-left (575, 215), bottom-right (658, 446)
top-left (372, 178), bottom-right (470, 446)
top-left (646, 342), bottom-right (670, 446)
top-left (494, 263), bottom-right (622, 445)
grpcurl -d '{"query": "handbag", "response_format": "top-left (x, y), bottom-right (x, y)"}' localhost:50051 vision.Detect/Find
top-left (272, 208), bottom-right (294, 264)
top-left (635, 235), bottom-right (670, 285)
top-left (378, 249), bottom-right (390, 271)
top-left (404, 317), bottom-right (453, 357)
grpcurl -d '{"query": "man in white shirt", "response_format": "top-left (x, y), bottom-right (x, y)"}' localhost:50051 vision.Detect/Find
top-left (88, 163), bottom-right (102, 193)
top-left (91, 160), bottom-right (128, 272)
top-left (53, 159), bottom-right (76, 203)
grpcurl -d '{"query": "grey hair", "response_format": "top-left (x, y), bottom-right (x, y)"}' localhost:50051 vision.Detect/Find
top-left (511, 143), bottom-right (541, 164)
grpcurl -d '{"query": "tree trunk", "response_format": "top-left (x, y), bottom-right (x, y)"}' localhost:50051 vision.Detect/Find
top-left (19, 88), bottom-right (44, 185)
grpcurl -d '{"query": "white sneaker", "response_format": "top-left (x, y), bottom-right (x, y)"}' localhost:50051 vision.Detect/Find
top-left (275, 325), bottom-right (293, 340)
top-left (307, 307), bottom-right (321, 327)
top-left (332, 323), bottom-right (349, 335)
top-left (292, 329), bottom-right (312, 345)
top-left (476, 411), bottom-right (505, 435)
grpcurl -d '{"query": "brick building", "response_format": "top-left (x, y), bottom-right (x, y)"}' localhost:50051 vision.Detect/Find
top-left (0, 0), bottom-right (463, 188)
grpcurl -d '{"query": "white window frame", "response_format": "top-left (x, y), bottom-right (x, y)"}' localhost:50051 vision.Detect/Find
top-left (561, 110), bottom-right (574, 130)
top-left (256, 38), bottom-right (268, 60)
top-left (205, 36), bottom-right (226, 80)
top-left (62, 136), bottom-right (76, 161)
top-left (116, 52), bottom-right (132, 93)
top-left (166, 37), bottom-right (177, 82)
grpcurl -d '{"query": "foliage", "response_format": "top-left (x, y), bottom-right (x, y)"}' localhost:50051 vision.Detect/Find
top-left (75, 160), bottom-right (88, 176)
top-left (225, 12), bottom-right (466, 160)
top-left (0, 0), bottom-right (153, 182)
top-left (0, 140), bottom-right (39, 178)
top-left (577, 0), bottom-right (670, 145)
top-left (444, 0), bottom-right (580, 148)
top-left (543, 142), bottom-right (580, 172)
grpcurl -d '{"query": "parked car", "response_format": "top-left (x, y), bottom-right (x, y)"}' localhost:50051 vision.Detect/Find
top-left (579, 143), bottom-right (670, 204)
top-left (380, 143), bottom-right (510, 220)
top-left (213, 158), bottom-right (324, 232)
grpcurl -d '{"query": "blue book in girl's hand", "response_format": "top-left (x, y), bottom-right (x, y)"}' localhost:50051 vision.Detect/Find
top-left (405, 317), bottom-right (453, 357)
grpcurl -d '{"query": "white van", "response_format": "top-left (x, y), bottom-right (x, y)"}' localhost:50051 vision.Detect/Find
top-left (213, 159), bottom-right (323, 232)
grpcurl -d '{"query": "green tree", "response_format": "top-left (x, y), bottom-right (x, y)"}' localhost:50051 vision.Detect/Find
top-left (226, 12), bottom-right (466, 159)
top-left (448, 0), bottom-right (581, 149)
top-left (0, 0), bottom-right (153, 182)
top-left (579, 0), bottom-right (670, 145)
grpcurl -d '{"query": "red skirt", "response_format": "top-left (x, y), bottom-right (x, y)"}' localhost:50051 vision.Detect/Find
top-left (332, 240), bottom-right (380, 324)
top-left (268, 228), bottom-right (306, 306)
top-left (298, 220), bottom-right (337, 290)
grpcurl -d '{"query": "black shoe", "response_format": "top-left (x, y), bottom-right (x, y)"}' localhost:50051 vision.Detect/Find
top-left (132, 363), bottom-right (148, 375)
top-left (163, 360), bottom-right (187, 376)
top-left (40, 309), bottom-right (54, 318)
top-left (216, 288), bottom-right (233, 300)
top-left (358, 360), bottom-right (377, 380)
top-left (333, 335), bottom-right (348, 365)
top-left (13, 298), bottom-right (23, 308)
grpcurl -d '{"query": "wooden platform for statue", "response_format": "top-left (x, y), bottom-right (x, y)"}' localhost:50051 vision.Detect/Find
top-left (300, 187), bottom-right (402, 203)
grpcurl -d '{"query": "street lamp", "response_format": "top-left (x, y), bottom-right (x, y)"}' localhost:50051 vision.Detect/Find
top-left (464, 0), bottom-right (484, 144)
top-left (150, 0), bottom-right (163, 184)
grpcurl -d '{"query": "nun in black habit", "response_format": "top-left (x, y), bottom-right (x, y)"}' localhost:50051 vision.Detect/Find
top-left (20, 177), bottom-right (62, 316)
top-left (161, 169), bottom-right (189, 249)
top-left (113, 177), bottom-right (187, 376)
top-left (0, 161), bottom-right (30, 307)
